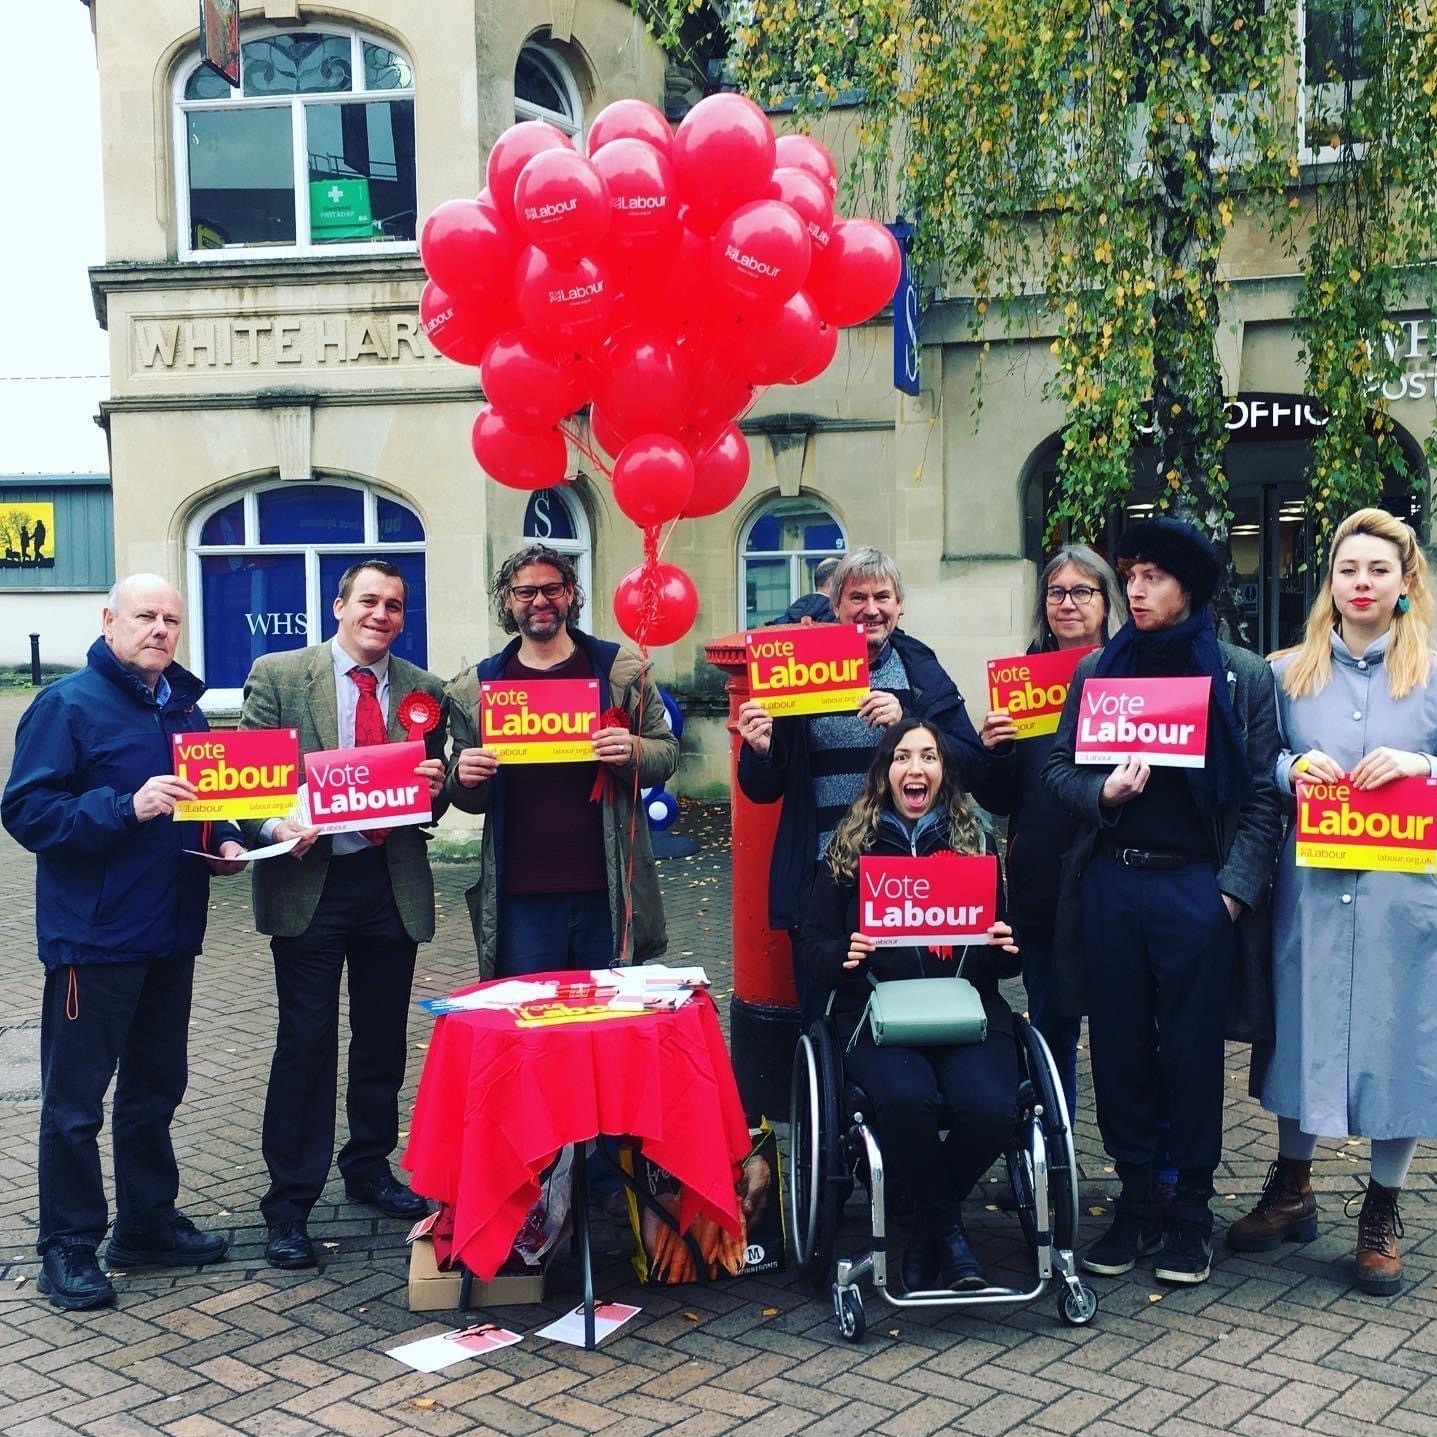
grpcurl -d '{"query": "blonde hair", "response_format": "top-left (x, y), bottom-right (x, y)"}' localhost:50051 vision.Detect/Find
top-left (825, 719), bottom-right (987, 883)
top-left (1282, 507), bottom-right (1433, 701)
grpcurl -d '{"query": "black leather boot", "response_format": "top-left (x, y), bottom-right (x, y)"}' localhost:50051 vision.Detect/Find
top-left (935, 1211), bottom-right (987, 1291)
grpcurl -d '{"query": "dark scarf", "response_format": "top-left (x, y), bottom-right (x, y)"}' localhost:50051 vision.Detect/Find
top-left (1092, 605), bottom-right (1246, 812)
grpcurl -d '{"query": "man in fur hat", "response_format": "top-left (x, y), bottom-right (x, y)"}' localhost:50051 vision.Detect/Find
top-left (1043, 518), bottom-right (1283, 1285)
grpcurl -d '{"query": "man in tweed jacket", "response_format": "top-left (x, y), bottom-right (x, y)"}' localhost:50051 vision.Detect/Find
top-left (240, 559), bottom-right (448, 1270)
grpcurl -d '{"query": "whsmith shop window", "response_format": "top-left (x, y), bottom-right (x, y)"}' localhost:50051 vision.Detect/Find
top-left (523, 485), bottom-right (593, 603)
top-left (188, 481), bottom-right (427, 703)
top-left (514, 38), bottom-right (582, 136)
top-left (176, 28), bottom-right (417, 257)
top-left (740, 498), bottom-right (846, 628)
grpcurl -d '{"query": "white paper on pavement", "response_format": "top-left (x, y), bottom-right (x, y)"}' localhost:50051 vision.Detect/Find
top-left (385, 1324), bottom-right (523, 1373)
top-left (181, 838), bottom-right (299, 862)
top-left (535, 1301), bottom-right (641, 1347)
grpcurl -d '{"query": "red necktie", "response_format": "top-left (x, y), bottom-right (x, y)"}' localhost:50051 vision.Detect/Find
top-left (349, 667), bottom-right (390, 844)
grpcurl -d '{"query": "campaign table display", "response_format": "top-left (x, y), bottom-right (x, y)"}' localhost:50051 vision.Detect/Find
top-left (403, 975), bottom-right (752, 1347)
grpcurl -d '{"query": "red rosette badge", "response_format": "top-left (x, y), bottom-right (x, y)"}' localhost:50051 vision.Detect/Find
top-left (598, 705), bottom-right (633, 733)
top-left (398, 691), bottom-right (441, 743)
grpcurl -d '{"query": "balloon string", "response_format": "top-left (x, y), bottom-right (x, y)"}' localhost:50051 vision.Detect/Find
top-left (560, 421), bottom-right (612, 480)
top-left (639, 525), bottom-right (663, 648)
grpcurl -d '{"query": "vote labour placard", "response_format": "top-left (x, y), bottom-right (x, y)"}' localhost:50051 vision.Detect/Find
top-left (858, 853), bottom-right (998, 947)
top-left (1074, 676), bottom-right (1211, 768)
top-left (479, 678), bottom-right (601, 763)
top-left (744, 623), bottom-right (869, 718)
top-left (1296, 775), bottom-right (1437, 872)
top-left (986, 645), bottom-right (1097, 739)
top-left (302, 740), bottom-right (432, 834)
top-left (171, 728), bottom-right (300, 820)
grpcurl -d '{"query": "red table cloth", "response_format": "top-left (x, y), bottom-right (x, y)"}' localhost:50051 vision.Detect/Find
top-left (402, 977), bottom-right (753, 1281)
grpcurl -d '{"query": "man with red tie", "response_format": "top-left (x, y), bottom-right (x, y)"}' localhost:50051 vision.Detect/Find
top-left (239, 560), bottom-right (448, 1269)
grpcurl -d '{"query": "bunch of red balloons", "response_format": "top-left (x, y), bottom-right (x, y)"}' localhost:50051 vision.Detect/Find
top-left (419, 92), bottom-right (901, 647)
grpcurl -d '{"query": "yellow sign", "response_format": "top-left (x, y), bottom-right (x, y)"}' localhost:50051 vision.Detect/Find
top-left (0, 503), bottom-right (54, 569)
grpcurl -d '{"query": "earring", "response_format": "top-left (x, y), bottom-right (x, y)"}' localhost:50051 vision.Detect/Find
top-left (1397, 594), bottom-right (1411, 614)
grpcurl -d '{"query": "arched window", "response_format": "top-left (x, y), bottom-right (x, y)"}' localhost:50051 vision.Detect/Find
top-left (175, 27), bottom-right (417, 258)
top-left (514, 39), bottom-right (581, 136)
top-left (188, 480), bottom-right (427, 704)
top-left (522, 486), bottom-right (593, 601)
top-left (739, 497), bottom-right (846, 628)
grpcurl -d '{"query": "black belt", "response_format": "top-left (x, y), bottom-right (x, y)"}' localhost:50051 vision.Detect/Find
top-left (1097, 844), bottom-right (1198, 871)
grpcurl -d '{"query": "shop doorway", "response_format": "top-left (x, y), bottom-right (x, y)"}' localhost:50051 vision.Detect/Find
top-left (1023, 397), bottom-right (1426, 656)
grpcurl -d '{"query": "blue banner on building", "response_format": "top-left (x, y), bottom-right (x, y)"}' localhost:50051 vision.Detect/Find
top-left (889, 220), bottom-right (920, 397)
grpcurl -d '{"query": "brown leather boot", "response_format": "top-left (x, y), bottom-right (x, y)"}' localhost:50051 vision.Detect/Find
top-left (1353, 1180), bottom-right (1404, 1296)
top-left (1226, 1159), bottom-right (1318, 1252)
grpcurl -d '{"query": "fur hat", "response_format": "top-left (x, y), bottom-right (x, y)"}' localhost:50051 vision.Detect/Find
top-left (1115, 517), bottom-right (1222, 608)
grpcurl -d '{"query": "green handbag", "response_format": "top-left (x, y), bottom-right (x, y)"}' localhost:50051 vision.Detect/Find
top-left (848, 973), bottom-right (988, 1050)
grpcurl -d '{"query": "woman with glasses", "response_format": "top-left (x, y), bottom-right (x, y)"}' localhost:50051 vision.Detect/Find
top-left (1229, 508), bottom-right (1437, 1297)
top-left (978, 546), bottom-right (1125, 1118)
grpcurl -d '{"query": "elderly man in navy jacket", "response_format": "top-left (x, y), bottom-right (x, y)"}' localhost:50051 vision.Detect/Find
top-left (3, 575), bottom-right (244, 1310)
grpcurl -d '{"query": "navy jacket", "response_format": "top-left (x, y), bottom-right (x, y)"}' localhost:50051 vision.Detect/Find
top-left (2, 638), bottom-right (235, 971)
top-left (764, 591), bottom-right (836, 626)
top-left (737, 628), bottom-right (988, 931)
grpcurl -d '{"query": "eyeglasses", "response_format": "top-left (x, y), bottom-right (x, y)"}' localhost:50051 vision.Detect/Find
top-left (509, 582), bottom-right (568, 603)
top-left (1046, 584), bottom-right (1100, 606)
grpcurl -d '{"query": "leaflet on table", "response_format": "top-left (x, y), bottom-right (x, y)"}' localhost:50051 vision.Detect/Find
top-left (386, 1323), bottom-right (523, 1373)
top-left (1295, 774), bottom-right (1437, 872)
top-left (1073, 676), bottom-right (1211, 768)
top-left (180, 837), bottom-right (299, 862)
top-left (743, 622), bottom-right (869, 718)
top-left (416, 974), bottom-right (699, 1018)
top-left (297, 740), bottom-right (431, 834)
top-left (170, 728), bottom-right (300, 820)
top-left (986, 646), bottom-right (1096, 740)
top-left (858, 853), bottom-right (998, 946)
top-left (479, 678), bottom-right (602, 763)
top-left (534, 1301), bottom-right (641, 1347)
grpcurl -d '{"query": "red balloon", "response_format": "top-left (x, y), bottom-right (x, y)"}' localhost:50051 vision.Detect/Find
top-left (419, 280), bottom-right (508, 366)
top-left (486, 120), bottom-right (574, 227)
top-left (480, 329), bottom-right (588, 432)
top-left (514, 246), bottom-right (614, 344)
top-left (420, 198), bottom-right (518, 300)
top-left (682, 426), bottom-right (750, 517)
top-left (613, 561), bottom-right (700, 647)
top-left (768, 166), bottom-right (835, 264)
top-left (592, 139), bottom-right (679, 259)
top-left (774, 133), bottom-right (838, 197)
top-left (587, 98), bottom-right (673, 160)
top-left (726, 290), bottom-right (821, 384)
top-left (471, 406), bottom-right (569, 490)
top-left (683, 358), bottom-right (755, 446)
top-left (711, 199), bottom-right (811, 307)
top-left (806, 218), bottom-right (902, 327)
top-left (596, 328), bottom-right (691, 437)
top-left (672, 93), bottom-right (776, 235)
top-left (788, 320), bottom-right (838, 384)
top-left (612, 435), bottom-right (695, 526)
top-left (587, 405), bottom-right (631, 460)
top-left (514, 149), bottom-right (611, 259)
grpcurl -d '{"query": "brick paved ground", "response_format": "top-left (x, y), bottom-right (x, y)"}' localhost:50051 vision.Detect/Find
top-left (2, 686), bottom-right (1436, 1436)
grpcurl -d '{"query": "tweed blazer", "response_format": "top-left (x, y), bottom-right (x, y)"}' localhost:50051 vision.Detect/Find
top-left (239, 644), bottom-right (449, 942)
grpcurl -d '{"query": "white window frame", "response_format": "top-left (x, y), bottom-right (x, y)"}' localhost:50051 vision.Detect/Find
top-left (187, 479), bottom-right (426, 709)
top-left (1298, 0), bottom-right (1373, 164)
top-left (514, 38), bottom-right (583, 137)
top-left (174, 25), bottom-right (418, 261)
top-left (522, 485), bottom-right (594, 607)
top-left (737, 496), bottom-right (847, 629)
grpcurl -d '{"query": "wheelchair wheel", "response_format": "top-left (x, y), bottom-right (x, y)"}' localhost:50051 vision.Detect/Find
top-left (1008, 1016), bottom-right (1079, 1252)
top-left (1058, 1280), bottom-right (1099, 1327)
top-left (787, 1020), bottom-right (844, 1288)
top-left (834, 1283), bottom-right (865, 1342)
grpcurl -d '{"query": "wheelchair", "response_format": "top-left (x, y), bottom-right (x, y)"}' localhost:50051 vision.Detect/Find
top-left (786, 1010), bottom-right (1098, 1341)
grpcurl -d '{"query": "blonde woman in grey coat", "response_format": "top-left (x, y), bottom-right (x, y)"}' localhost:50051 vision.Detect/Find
top-left (1229, 508), bottom-right (1437, 1297)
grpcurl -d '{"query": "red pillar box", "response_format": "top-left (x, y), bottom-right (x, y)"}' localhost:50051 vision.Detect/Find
top-left (704, 632), bottom-right (800, 1121)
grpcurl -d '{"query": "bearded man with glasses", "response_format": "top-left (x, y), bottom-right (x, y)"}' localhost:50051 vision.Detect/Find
top-left (444, 545), bottom-right (678, 978)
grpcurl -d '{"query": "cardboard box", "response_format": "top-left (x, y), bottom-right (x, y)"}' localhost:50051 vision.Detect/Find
top-left (407, 1236), bottom-right (547, 1312)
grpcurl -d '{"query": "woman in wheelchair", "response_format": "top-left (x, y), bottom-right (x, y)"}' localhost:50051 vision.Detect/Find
top-left (798, 718), bottom-right (1021, 1292)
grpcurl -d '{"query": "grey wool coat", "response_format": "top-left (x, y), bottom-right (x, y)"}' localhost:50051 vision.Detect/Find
top-left (1262, 630), bottom-right (1437, 1139)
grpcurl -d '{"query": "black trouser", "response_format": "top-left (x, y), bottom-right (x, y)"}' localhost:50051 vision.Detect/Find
top-left (843, 1028), bottom-right (1018, 1218)
top-left (262, 848), bottom-right (417, 1224)
top-left (1079, 855), bottom-right (1235, 1176)
top-left (37, 956), bottom-right (194, 1252)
